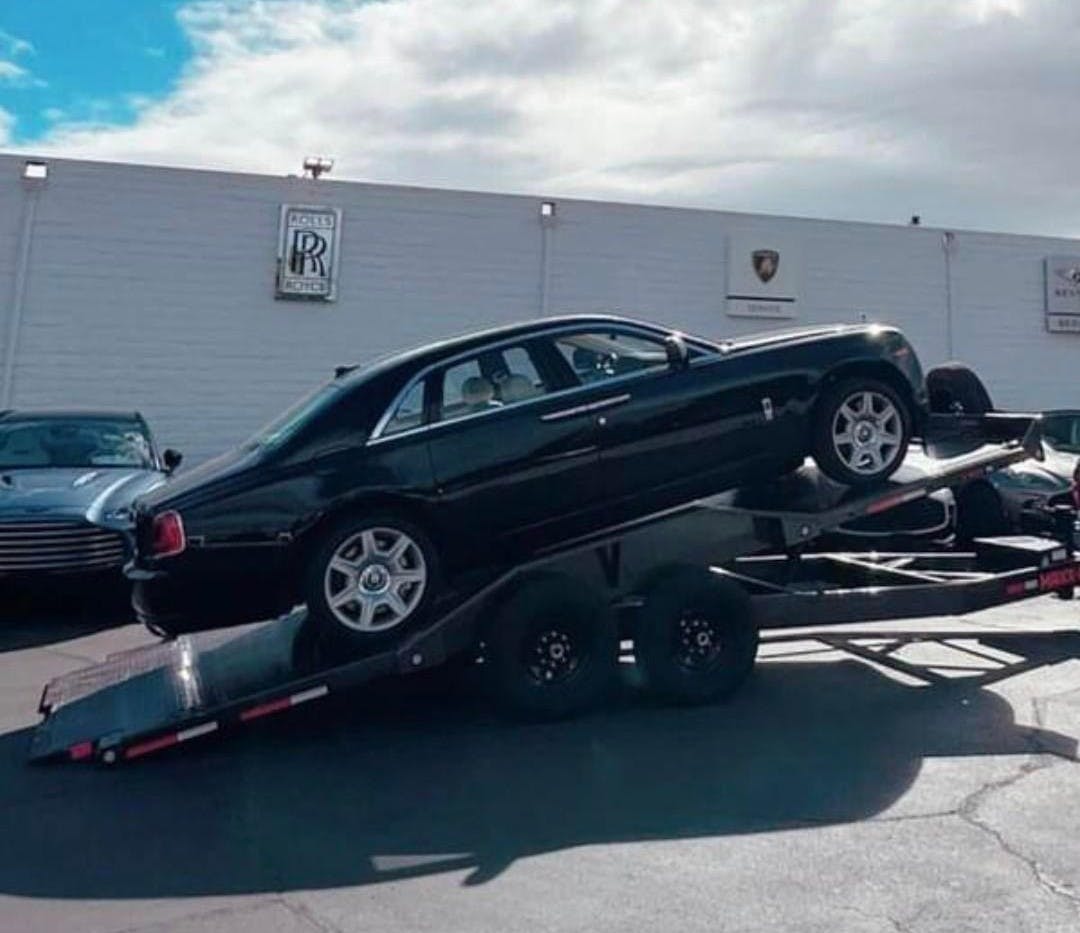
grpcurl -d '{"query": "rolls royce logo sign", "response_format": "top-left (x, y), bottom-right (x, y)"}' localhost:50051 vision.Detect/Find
top-left (276, 205), bottom-right (342, 300)
top-left (1045, 256), bottom-right (1080, 334)
top-left (752, 249), bottom-right (779, 284)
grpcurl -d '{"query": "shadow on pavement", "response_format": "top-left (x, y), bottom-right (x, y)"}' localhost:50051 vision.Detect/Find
top-left (0, 579), bottom-right (133, 652)
top-left (0, 651), bottom-right (1074, 899)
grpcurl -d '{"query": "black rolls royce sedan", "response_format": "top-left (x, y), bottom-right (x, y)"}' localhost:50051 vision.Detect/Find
top-left (129, 315), bottom-right (927, 646)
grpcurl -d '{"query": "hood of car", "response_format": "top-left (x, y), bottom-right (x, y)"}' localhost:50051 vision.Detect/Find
top-left (0, 467), bottom-right (166, 524)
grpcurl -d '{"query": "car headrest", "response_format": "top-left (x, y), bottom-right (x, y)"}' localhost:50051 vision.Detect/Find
top-left (461, 376), bottom-right (495, 406)
top-left (499, 374), bottom-right (539, 403)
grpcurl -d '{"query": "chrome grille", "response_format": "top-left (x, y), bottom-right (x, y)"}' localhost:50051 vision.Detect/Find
top-left (0, 520), bottom-right (126, 573)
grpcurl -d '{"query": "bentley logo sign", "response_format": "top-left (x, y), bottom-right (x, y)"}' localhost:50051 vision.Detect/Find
top-left (1045, 256), bottom-right (1080, 334)
top-left (276, 205), bottom-right (342, 301)
top-left (752, 249), bottom-right (779, 284)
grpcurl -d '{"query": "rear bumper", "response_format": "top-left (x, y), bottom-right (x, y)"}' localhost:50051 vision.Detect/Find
top-left (130, 557), bottom-right (293, 635)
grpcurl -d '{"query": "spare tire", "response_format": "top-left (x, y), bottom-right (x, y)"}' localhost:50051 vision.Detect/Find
top-left (926, 362), bottom-right (994, 415)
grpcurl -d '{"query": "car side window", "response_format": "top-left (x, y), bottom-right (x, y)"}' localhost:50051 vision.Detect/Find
top-left (435, 343), bottom-right (551, 425)
top-left (381, 380), bottom-right (426, 437)
top-left (554, 329), bottom-right (675, 385)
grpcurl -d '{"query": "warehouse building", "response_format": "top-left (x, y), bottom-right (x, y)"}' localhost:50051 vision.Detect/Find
top-left (1, 152), bottom-right (1078, 466)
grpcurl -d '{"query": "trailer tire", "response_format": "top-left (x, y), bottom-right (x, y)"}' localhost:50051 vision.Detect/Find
top-left (635, 566), bottom-right (759, 704)
top-left (483, 573), bottom-right (618, 720)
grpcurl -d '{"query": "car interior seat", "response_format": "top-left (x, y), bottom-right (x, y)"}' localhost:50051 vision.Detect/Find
top-left (498, 373), bottom-right (541, 403)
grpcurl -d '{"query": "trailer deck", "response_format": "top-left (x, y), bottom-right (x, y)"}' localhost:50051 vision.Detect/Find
top-left (29, 424), bottom-right (1080, 764)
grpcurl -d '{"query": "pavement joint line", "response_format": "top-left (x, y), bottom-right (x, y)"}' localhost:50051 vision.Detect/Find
top-left (105, 898), bottom-right (284, 933)
top-left (278, 894), bottom-right (347, 933)
top-left (957, 755), bottom-right (1080, 912)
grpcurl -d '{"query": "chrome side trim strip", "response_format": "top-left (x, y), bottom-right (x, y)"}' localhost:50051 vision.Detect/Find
top-left (540, 393), bottom-right (632, 422)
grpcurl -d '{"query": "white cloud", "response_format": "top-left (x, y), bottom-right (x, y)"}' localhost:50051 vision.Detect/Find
top-left (0, 107), bottom-right (12, 145)
top-left (25, 0), bottom-right (1080, 234)
top-left (0, 28), bottom-right (33, 57)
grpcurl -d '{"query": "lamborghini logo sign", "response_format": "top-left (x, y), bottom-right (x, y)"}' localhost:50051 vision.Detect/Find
top-left (752, 249), bottom-right (779, 284)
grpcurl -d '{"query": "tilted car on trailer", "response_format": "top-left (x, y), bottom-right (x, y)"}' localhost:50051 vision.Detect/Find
top-left (29, 416), bottom-right (1080, 765)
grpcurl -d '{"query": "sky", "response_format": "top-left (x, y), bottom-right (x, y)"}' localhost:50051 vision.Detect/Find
top-left (1, 0), bottom-right (1079, 235)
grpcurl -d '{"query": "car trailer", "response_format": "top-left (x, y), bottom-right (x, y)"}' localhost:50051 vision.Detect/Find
top-left (29, 418), bottom-right (1080, 765)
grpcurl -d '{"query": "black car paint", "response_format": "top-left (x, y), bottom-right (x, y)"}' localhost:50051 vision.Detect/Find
top-left (130, 315), bottom-right (927, 632)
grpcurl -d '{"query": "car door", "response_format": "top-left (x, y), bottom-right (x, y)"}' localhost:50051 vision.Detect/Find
top-left (550, 326), bottom-right (797, 516)
top-left (422, 338), bottom-right (603, 572)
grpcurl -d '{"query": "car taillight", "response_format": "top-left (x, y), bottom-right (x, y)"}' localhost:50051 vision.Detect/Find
top-left (151, 510), bottom-right (186, 558)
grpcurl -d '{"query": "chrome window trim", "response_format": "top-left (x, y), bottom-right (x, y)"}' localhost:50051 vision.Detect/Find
top-left (368, 322), bottom-right (712, 446)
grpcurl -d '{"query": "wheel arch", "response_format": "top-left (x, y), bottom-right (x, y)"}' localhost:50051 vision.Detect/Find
top-left (812, 360), bottom-right (922, 437)
top-left (287, 494), bottom-right (444, 589)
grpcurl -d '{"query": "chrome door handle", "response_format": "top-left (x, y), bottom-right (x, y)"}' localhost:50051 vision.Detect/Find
top-left (540, 393), bottom-right (631, 423)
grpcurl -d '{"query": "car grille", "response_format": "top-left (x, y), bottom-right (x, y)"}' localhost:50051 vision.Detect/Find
top-left (842, 496), bottom-right (951, 536)
top-left (0, 521), bottom-right (127, 574)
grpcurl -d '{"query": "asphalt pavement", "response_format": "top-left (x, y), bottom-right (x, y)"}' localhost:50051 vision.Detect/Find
top-left (2, 589), bottom-right (1080, 932)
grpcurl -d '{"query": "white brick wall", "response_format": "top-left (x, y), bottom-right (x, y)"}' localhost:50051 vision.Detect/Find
top-left (0, 153), bottom-right (1077, 465)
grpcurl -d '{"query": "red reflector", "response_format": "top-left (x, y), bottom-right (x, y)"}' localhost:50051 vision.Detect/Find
top-left (125, 733), bottom-right (179, 760)
top-left (68, 741), bottom-right (94, 761)
top-left (151, 510), bottom-right (186, 558)
top-left (239, 697), bottom-right (292, 721)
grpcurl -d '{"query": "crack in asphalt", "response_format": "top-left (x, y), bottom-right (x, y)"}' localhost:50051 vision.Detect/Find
top-left (109, 899), bottom-right (283, 933)
top-left (278, 894), bottom-right (347, 933)
top-left (957, 755), bottom-right (1080, 914)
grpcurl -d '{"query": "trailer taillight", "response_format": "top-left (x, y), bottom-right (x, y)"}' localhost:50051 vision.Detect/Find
top-left (151, 511), bottom-right (186, 558)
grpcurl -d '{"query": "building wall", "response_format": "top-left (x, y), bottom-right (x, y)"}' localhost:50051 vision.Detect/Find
top-left (0, 153), bottom-right (1077, 466)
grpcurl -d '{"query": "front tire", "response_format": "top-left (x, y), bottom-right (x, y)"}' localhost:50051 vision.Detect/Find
top-left (304, 514), bottom-right (438, 654)
top-left (812, 378), bottom-right (912, 487)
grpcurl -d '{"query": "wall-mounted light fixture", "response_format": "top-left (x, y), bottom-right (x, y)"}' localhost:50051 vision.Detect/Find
top-left (540, 200), bottom-right (556, 219)
top-left (23, 160), bottom-right (47, 181)
top-left (302, 156), bottom-right (334, 179)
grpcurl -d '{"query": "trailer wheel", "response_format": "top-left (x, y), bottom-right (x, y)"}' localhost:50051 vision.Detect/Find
top-left (483, 574), bottom-right (618, 720)
top-left (635, 566), bottom-right (759, 704)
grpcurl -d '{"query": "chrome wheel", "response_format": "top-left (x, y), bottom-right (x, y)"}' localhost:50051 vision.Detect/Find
top-left (323, 526), bottom-right (427, 632)
top-left (831, 390), bottom-right (904, 476)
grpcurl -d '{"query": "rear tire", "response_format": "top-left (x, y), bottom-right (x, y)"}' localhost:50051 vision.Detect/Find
top-left (811, 377), bottom-right (912, 487)
top-left (635, 566), bottom-right (759, 705)
top-left (483, 573), bottom-right (618, 720)
top-left (304, 513), bottom-right (439, 655)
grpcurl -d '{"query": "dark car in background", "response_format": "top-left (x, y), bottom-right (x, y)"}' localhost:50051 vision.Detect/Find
top-left (128, 314), bottom-right (927, 648)
top-left (0, 411), bottom-right (181, 583)
top-left (955, 410), bottom-right (1079, 540)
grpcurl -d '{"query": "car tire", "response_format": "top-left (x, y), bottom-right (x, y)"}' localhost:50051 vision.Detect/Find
top-left (811, 377), bottom-right (912, 487)
top-left (483, 573), bottom-right (618, 720)
top-left (926, 362), bottom-right (994, 415)
top-left (956, 482), bottom-right (1010, 541)
top-left (635, 566), bottom-right (758, 704)
top-left (304, 513), bottom-right (439, 655)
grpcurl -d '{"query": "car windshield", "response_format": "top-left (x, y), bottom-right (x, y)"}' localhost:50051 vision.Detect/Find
top-left (1042, 413), bottom-right (1080, 453)
top-left (245, 383), bottom-right (342, 450)
top-left (0, 418), bottom-right (155, 469)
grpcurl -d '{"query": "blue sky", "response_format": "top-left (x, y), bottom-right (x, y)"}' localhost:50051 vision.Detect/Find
top-left (0, 0), bottom-right (189, 142)
top-left (0, 1), bottom-right (1076, 236)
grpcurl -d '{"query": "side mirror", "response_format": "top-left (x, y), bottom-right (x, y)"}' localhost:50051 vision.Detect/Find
top-left (162, 448), bottom-right (183, 473)
top-left (664, 333), bottom-right (690, 370)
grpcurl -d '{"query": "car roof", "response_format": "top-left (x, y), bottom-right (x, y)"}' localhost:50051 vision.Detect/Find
top-left (0, 409), bottom-right (144, 422)
top-left (334, 313), bottom-right (673, 386)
